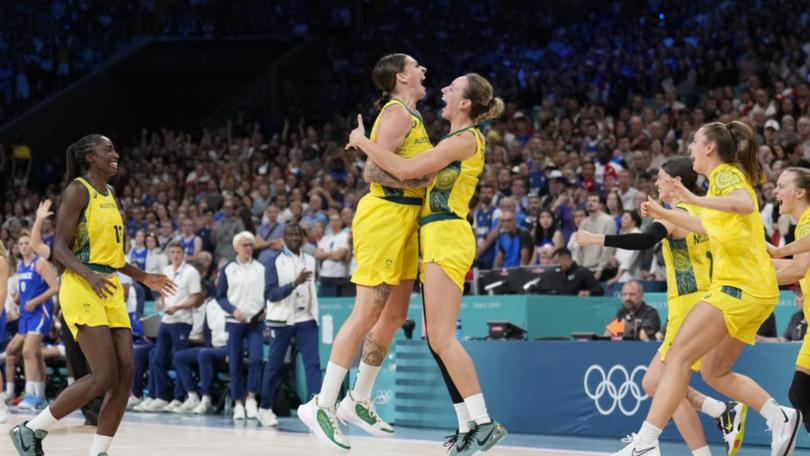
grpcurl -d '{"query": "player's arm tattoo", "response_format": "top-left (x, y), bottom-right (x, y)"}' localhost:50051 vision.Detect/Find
top-left (361, 332), bottom-right (387, 367)
top-left (363, 160), bottom-right (432, 188)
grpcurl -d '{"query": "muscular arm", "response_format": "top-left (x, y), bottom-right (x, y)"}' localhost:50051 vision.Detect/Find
top-left (657, 209), bottom-right (707, 235)
top-left (54, 182), bottom-right (96, 281)
top-left (363, 160), bottom-right (432, 188)
top-left (363, 106), bottom-right (432, 188)
top-left (772, 235), bottom-right (810, 258)
top-left (775, 251), bottom-right (810, 285)
top-left (692, 189), bottom-right (755, 215)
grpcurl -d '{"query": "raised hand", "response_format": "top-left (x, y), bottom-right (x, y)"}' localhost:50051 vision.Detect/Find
top-left (640, 196), bottom-right (667, 219)
top-left (36, 199), bottom-right (54, 222)
top-left (664, 175), bottom-right (698, 205)
top-left (344, 114), bottom-right (366, 151)
top-left (573, 230), bottom-right (602, 246)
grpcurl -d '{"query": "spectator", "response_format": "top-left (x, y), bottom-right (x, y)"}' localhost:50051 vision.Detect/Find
top-left (139, 241), bottom-right (204, 412)
top-left (259, 223), bottom-right (321, 427)
top-left (494, 210), bottom-right (533, 268)
top-left (315, 213), bottom-right (351, 297)
top-left (473, 183), bottom-right (498, 269)
top-left (214, 200), bottom-right (245, 262)
top-left (530, 209), bottom-right (564, 264)
top-left (577, 193), bottom-right (617, 280)
top-left (606, 210), bottom-right (644, 287)
top-left (145, 232), bottom-right (169, 275)
top-left (255, 205), bottom-right (284, 263)
top-left (604, 281), bottom-right (660, 341)
top-left (536, 248), bottom-right (603, 296)
top-left (129, 230), bottom-right (148, 271)
top-left (605, 189), bottom-right (624, 232)
top-left (216, 231), bottom-right (267, 421)
top-left (618, 170), bottom-right (639, 209)
top-left (302, 193), bottom-right (328, 229)
top-left (178, 218), bottom-right (204, 263)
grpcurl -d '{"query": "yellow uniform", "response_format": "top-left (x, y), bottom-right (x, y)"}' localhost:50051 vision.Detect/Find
top-left (659, 203), bottom-right (711, 370)
top-left (794, 207), bottom-right (810, 369)
top-left (701, 163), bottom-right (778, 344)
top-left (59, 177), bottom-right (129, 338)
top-left (419, 127), bottom-right (485, 290)
top-left (352, 98), bottom-right (432, 286)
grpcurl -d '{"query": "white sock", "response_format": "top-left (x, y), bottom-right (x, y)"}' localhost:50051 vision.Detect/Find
top-left (5, 382), bottom-right (13, 396)
top-left (89, 434), bottom-right (113, 456)
top-left (67, 377), bottom-right (75, 386)
top-left (27, 406), bottom-right (58, 432)
top-left (201, 395), bottom-right (211, 405)
top-left (187, 392), bottom-right (199, 402)
top-left (700, 396), bottom-right (726, 419)
top-left (352, 361), bottom-right (381, 402)
top-left (637, 421), bottom-right (662, 446)
top-left (25, 381), bottom-right (33, 395)
top-left (453, 402), bottom-right (471, 433)
top-left (692, 446), bottom-right (712, 456)
top-left (759, 398), bottom-right (783, 423)
top-left (318, 362), bottom-right (348, 408)
top-left (463, 393), bottom-right (490, 425)
top-left (35, 381), bottom-right (46, 398)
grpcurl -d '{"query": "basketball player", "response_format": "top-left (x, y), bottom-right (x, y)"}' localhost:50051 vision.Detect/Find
top-left (0, 235), bottom-right (11, 423)
top-left (576, 156), bottom-right (746, 456)
top-left (614, 121), bottom-right (801, 455)
top-left (298, 53), bottom-right (435, 451)
top-left (769, 167), bottom-right (810, 438)
top-left (9, 134), bottom-right (176, 456)
top-left (346, 73), bottom-right (507, 455)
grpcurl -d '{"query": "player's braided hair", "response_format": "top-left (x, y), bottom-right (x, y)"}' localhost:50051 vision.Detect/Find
top-left (65, 134), bottom-right (103, 182)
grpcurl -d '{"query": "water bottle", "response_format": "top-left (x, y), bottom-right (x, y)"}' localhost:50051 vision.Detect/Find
top-left (456, 319), bottom-right (463, 339)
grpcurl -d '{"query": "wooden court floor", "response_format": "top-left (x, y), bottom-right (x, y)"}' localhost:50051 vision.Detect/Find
top-left (1, 413), bottom-right (602, 456)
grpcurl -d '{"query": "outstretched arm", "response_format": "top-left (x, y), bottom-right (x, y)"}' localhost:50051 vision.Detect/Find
top-left (30, 200), bottom-right (53, 259)
top-left (361, 106), bottom-right (432, 188)
top-left (770, 235), bottom-right (810, 258)
top-left (666, 174), bottom-right (755, 215)
top-left (640, 197), bottom-right (706, 235)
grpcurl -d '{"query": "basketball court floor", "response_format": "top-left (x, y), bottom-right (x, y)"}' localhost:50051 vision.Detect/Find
top-left (2, 410), bottom-right (809, 455)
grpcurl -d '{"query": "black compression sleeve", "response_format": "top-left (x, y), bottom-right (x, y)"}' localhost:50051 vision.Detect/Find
top-left (603, 221), bottom-right (669, 250)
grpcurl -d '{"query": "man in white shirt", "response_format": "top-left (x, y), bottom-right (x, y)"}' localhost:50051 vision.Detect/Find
top-left (258, 223), bottom-right (319, 427)
top-left (140, 241), bottom-right (203, 412)
top-left (316, 213), bottom-right (351, 297)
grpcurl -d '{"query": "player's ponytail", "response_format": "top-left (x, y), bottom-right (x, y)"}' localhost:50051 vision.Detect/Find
top-left (701, 121), bottom-right (762, 185)
top-left (372, 53), bottom-right (408, 111)
top-left (65, 134), bottom-right (102, 182)
top-left (464, 73), bottom-right (504, 124)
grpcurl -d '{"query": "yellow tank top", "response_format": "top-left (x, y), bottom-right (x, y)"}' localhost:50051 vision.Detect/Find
top-left (701, 163), bottom-right (777, 299)
top-left (420, 127), bottom-right (485, 223)
top-left (795, 207), bottom-right (810, 298)
top-left (71, 177), bottom-right (126, 271)
top-left (661, 203), bottom-right (711, 299)
top-left (368, 98), bottom-right (432, 201)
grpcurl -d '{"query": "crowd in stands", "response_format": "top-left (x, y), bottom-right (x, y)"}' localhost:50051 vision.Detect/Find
top-left (0, 0), bottom-right (808, 422)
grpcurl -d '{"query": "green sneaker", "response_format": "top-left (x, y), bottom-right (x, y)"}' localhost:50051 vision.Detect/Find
top-left (443, 429), bottom-right (467, 455)
top-left (9, 421), bottom-right (47, 456)
top-left (337, 391), bottom-right (395, 437)
top-left (297, 395), bottom-right (350, 452)
top-left (457, 420), bottom-right (507, 456)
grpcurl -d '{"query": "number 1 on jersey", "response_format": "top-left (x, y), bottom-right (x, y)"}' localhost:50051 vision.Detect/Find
top-left (705, 251), bottom-right (714, 280)
top-left (113, 225), bottom-right (123, 244)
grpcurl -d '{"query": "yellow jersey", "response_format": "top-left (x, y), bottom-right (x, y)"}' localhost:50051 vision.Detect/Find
top-left (71, 177), bottom-right (126, 271)
top-left (796, 207), bottom-right (810, 297)
top-left (701, 163), bottom-right (777, 299)
top-left (661, 203), bottom-right (711, 299)
top-left (420, 127), bottom-right (485, 223)
top-left (368, 98), bottom-right (432, 201)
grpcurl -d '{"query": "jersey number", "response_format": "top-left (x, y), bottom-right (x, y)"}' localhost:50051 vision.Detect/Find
top-left (113, 225), bottom-right (123, 244)
top-left (705, 251), bottom-right (714, 280)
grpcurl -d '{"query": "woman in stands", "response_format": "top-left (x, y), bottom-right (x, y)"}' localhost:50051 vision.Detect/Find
top-left (346, 72), bottom-right (508, 455)
top-left (9, 134), bottom-right (175, 456)
top-left (614, 122), bottom-right (801, 456)
top-left (576, 156), bottom-right (745, 456)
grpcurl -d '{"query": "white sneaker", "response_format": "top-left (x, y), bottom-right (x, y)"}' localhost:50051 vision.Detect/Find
top-left (768, 406), bottom-right (801, 456)
top-left (133, 397), bottom-right (154, 412)
top-left (233, 401), bottom-right (246, 420)
top-left (174, 395), bottom-right (201, 414)
top-left (163, 399), bottom-right (183, 413)
top-left (611, 433), bottom-right (660, 456)
top-left (141, 398), bottom-right (169, 413)
top-left (192, 396), bottom-right (212, 415)
top-left (245, 398), bottom-right (258, 419)
top-left (337, 391), bottom-right (395, 437)
top-left (257, 408), bottom-right (278, 427)
top-left (126, 395), bottom-right (143, 410)
top-left (297, 395), bottom-right (350, 452)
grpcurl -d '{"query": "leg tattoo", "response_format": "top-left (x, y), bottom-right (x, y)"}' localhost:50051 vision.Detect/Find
top-left (372, 283), bottom-right (391, 307)
top-left (361, 333), bottom-right (387, 367)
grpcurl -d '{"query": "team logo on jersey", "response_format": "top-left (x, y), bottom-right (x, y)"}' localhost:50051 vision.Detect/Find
top-left (93, 192), bottom-right (98, 198)
top-left (84, 303), bottom-right (92, 312)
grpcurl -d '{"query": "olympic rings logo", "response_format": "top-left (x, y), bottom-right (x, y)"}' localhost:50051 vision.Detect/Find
top-left (583, 364), bottom-right (649, 416)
